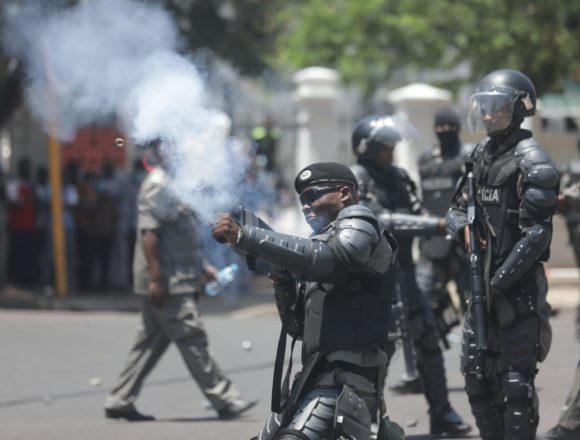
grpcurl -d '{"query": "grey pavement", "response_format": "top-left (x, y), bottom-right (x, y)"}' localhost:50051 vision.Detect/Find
top-left (0, 274), bottom-right (578, 440)
top-left (1, 271), bottom-right (579, 313)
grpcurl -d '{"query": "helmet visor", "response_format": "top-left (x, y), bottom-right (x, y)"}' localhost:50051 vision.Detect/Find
top-left (467, 89), bottom-right (516, 134)
top-left (371, 115), bottom-right (420, 142)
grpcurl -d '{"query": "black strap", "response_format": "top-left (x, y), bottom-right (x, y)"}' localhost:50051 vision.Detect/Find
top-left (271, 298), bottom-right (293, 413)
top-left (280, 337), bottom-right (297, 405)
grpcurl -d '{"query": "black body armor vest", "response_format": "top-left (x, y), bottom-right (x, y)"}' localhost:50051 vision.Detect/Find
top-left (300, 225), bottom-right (395, 360)
top-left (418, 145), bottom-right (465, 260)
top-left (470, 130), bottom-right (548, 269)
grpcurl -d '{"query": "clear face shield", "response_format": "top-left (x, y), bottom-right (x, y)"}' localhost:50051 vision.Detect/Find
top-left (467, 87), bottom-right (518, 135)
top-left (370, 115), bottom-right (420, 143)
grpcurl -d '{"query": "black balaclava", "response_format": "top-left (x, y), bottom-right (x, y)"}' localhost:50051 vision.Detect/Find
top-left (434, 107), bottom-right (460, 155)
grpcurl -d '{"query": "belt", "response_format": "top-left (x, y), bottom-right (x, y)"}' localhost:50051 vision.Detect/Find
top-left (326, 360), bottom-right (378, 383)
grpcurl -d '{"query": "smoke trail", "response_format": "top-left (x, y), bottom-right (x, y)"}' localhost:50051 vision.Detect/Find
top-left (1, 0), bottom-right (249, 222)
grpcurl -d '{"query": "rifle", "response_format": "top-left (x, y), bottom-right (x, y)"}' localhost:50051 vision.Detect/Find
top-left (465, 168), bottom-right (487, 378)
top-left (389, 264), bottom-right (419, 382)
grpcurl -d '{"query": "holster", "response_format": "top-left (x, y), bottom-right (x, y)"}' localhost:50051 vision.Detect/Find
top-left (334, 385), bottom-right (371, 440)
top-left (377, 416), bottom-right (406, 440)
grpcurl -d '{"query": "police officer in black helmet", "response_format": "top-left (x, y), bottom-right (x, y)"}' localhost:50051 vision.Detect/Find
top-left (447, 69), bottom-right (559, 440)
top-left (350, 115), bottom-right (472, 437)
top-left (415, 107), bottom-right (471, 345)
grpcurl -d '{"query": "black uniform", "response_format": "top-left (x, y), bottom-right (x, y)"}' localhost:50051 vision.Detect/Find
top-left (447, 69), bottom-right (558, 440)
top-left (235, 163), bottom-right (401, 440)
top-left (560, 157), bottom-right (580, 266)
top-left (416, 110), bottom-right (470, 336)
top-left (355, 160), bottom-right (463, 423)
top-left (349, 115), bottom-right (471, 437)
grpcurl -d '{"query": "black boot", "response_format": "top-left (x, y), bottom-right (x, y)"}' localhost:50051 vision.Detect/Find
top-left (430, 404), bottom-right (472, 437)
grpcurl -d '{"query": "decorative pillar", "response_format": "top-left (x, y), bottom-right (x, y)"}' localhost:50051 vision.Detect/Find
top-left (386, 83), bottom-right (452, 184)
top-left (293, 67), bottom-right (342, 174)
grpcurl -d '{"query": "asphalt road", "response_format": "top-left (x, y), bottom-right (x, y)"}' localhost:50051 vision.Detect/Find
top-left (0, 301), bottom-right (578, 440)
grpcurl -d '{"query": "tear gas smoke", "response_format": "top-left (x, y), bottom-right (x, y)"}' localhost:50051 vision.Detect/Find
top-left (1, 0), bottom-right (252, 222)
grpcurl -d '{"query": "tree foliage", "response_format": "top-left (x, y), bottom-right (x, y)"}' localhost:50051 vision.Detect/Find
top-left (272, 0), bottom-right (580, 95)
top-left (165, 0), bottom-right (285, 75)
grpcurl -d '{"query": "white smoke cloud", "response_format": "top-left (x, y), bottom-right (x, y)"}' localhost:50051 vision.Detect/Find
top-left (2, 0), bottom-right (250, 222)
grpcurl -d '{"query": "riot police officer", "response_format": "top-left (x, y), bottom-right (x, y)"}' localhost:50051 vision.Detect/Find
top-left (559, 137), bottom-right (580, 267)
top-left (213, 162), bottom-right (403, 440)
top-left (350, 115), bottom-right (472, 437)
top-left (557, 136), bottom-right (580, 340)
top-left (446, 69), bottom-right (558, 440)
top-left (415, 107), bottom-right (470, 349)
top-left (536, 180), bottom-right (580, 440)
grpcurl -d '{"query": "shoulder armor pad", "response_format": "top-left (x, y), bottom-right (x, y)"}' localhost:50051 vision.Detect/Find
top-left (337, 204), bottom-right (377, 223)
top-left (514, 138), bottom-right (540, 158)
top-left (349, 164), bottom-right (370, 189)
top-left (516, 140), bottom-right (556, 179)
top-left (336, 216), bottom-right (380, 241)
top-left (335, 217), bottom-right (381, 266)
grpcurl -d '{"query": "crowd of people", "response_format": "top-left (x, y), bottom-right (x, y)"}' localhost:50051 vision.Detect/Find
top-left (2, 156), bottom-right (146, 294)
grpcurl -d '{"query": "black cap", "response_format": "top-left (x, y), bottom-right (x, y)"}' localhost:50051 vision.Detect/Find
top-left (294, 162), bottom-right (358, 193)
top-left (434, 107), bottom-right (460, 129)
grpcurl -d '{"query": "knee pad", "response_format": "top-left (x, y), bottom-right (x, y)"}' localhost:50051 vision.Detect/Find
top-left (284, 392), bottom-right (337, 439)
top-left (502, 373), bottom-right (538, 440)
top-left (502, 370), bottom-right (534, 403)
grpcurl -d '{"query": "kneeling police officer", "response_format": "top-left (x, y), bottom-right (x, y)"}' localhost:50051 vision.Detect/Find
top-left (213, 162), bottom-right (402, 440)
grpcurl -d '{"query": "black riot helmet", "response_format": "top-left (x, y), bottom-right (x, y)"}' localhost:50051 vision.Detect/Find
top-left (467, 69), bottom-right (536, 136)
top-left (351, 115), bottom-right (418, 162)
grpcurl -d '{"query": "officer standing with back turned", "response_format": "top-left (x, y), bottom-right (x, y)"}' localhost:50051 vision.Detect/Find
top-left (447, 69), bottom-right (559, 440)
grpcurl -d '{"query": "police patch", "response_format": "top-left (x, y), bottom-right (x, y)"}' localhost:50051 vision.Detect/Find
top-left (300, 170), bottom-right (312, 180)
top-left (480, 187), bottom-right (501, 204)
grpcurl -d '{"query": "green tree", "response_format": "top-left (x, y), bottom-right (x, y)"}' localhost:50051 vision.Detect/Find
top-left (273, 0), bottom-right (580, 95)
top-left (165, 0), bottom-right (285, 74)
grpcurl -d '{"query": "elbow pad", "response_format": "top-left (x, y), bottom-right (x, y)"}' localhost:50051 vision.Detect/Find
top-left (236, 226), bottom-right (342, 282)
top-left (378, 211), bottom-right (440, 237)
top-left (491, 223), bottom-right (552, 291)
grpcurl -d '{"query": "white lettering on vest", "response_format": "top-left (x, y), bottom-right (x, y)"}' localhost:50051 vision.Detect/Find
top-left (480, 187), bottom-right (500, 204)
